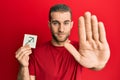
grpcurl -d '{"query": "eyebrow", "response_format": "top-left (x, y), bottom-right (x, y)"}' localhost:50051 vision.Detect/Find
top-left (51, 20), bottom-right (59, 23)
top-left (64, 20), bottom-right (71, 22)
top-left (51, 20), bottom-right (71, 23)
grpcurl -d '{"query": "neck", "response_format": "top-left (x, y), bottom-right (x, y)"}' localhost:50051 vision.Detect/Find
top-left (51, 39), bottom-right (69, 47)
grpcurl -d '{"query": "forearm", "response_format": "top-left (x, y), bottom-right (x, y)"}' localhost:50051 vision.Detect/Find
top-left (17, 66), bottom-right (30, 80)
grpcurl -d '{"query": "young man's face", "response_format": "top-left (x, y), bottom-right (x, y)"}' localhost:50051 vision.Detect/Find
top-left (49, 12), bottom-right (73, 42)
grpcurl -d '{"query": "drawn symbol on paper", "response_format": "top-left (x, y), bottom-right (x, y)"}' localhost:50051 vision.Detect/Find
top-left (23, 34), bottom-right (37, 48)
top-left (25, 37), bottom-right (34, 45)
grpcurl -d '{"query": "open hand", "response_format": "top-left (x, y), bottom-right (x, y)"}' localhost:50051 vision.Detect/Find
top-left (64, 12), bottom-right (110, 70)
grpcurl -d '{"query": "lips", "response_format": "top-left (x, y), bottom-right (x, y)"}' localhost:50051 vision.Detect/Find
top-left (57, 33), bottom-right (65, 36)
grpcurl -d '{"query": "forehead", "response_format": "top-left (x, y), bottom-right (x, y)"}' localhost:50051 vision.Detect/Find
top-left (51, 12), bottom-right (71, 21)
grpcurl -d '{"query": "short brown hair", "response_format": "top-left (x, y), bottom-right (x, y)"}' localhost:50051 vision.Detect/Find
top-left (49, 4), bottom-right (72, 21)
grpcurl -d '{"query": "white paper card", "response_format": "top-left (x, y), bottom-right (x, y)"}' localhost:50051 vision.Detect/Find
top-left (23, 34), bottom-right (37, 48)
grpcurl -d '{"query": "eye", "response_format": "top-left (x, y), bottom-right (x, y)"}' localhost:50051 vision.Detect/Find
top-left (64, 22), bottom-right (70, 25)
top-left (53, 22), bottom-right (58, 25)
top-left (51, 21), bottom-right (60, 26)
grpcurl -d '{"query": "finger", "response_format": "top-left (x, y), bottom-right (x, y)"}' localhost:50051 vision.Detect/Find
top-left (84, 12), bottom-right (92, 40)
top-left (67, 39), bottom-right (71, 43)
top-left (23, 45), bottom-right (31, 49)
top-left (19, 49), bottom-right (32, 57)
top-left (16, 45), bottom-right (31, 55)
top-left (78, 16), bottom-right (86, 43)
top-left (15, 46), bottom-right (31, 58)
top-left (17, 50), bottom-right (32, 60)
top-left (98, 22), bottom-right (107, 43)
top-left (18, 52), bottom-right (31, 61)
top-left (91, 15), bottom-right (99, 41)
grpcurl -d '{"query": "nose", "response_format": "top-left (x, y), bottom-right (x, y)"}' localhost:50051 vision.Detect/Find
top-left (58, 24), bottom-right (64, 32)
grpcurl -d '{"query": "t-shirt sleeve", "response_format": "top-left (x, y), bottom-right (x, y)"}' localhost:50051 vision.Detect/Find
top-left (29, 52), bottom-right (36, 76)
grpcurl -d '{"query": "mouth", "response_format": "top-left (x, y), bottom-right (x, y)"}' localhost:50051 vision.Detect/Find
top-left (52, 32), bottom-right (69, 42)
top-left (57, 33), bottom-right (65, 37)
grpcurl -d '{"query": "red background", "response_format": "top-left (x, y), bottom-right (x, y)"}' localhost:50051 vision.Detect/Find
top-left (0, 0), bottom-right (120, 80)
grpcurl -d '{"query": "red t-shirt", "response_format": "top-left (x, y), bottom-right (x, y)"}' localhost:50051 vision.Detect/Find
top-left (29, 41), bottom-right (82, 80)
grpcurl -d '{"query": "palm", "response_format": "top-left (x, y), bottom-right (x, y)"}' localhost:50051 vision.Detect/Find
top-left (79, 39), bottom-right (110, 68)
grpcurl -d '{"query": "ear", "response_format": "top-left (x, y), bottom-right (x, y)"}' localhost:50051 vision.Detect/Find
top-left (70, 21), bottom-right (74, 29)
top-left (48, 21), bottom-right (51, 28)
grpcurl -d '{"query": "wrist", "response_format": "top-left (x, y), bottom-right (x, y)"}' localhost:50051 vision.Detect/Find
top-left (90, 62), bottom-right (106, 71)
top-left (20, 65), bottom-right (29, 69)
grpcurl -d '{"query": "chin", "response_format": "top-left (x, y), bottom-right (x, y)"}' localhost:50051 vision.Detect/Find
top-left (57, 38), bottom-right (68, 42)
top-left (52, 34), bottom-right (69, 43)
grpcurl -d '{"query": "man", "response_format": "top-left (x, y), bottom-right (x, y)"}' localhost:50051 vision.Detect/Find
top-left (15, 4), bottom-right (110, 80)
